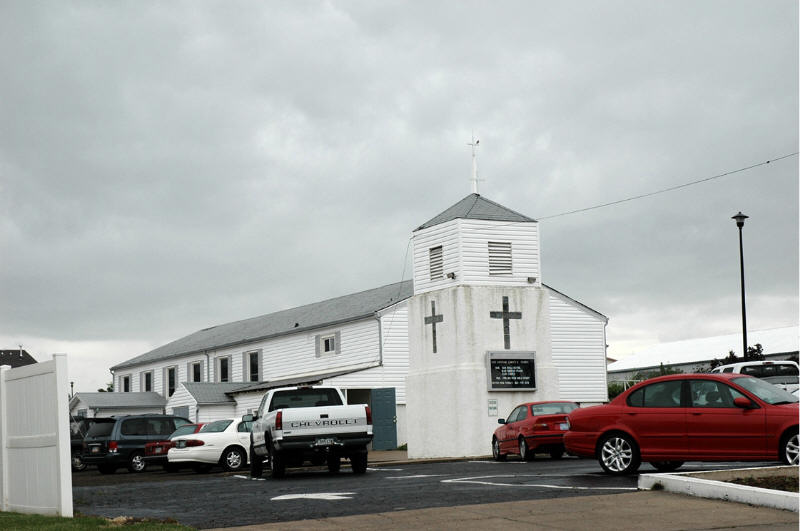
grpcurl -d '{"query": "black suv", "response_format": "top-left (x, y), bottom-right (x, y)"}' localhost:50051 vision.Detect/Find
top-left (81, 414), bottom-right (191, 474)
top-left (70, 416), bottom-right (112, 472)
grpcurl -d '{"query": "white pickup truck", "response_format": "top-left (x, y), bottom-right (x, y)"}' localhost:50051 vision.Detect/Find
top-left (244, 385), bottom-right (372, 478)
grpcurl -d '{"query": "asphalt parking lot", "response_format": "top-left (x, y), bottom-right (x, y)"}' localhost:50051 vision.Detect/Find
top-left (72, 457), bottom-right (781, 529)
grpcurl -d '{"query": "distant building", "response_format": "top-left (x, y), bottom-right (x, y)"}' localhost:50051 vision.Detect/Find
top-left (69, 392), bottom-right (166, 418)
top-left (607, 326), bottom-right (799, 382)
top-left (0, 349), bottom-right (37, 369)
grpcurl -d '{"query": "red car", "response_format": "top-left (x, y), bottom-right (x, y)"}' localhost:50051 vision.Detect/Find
top-left (144, 423), bottom-right (204, 470)
top-left (492, 401), bottom-right (578, 461)
top-left (565, 373), bottom-right (799, 475)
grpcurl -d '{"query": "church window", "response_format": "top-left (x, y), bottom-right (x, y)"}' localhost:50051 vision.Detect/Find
top-left (191, 361), bottom-right (202, 382)
top-left (323, 335), bottom-right (336, 353)
top-left (140, 371), bottom-right (153, 392)
top-left (121, 375), bottom-right (130, 393)
top-left (488, 241), bottom-right (512, 276)
top-left (218, 356), bottom-right (230, 382)
top-left (166, 366), bottom-right (176, 396)
top-left (247, 350), bottom-right (260, 382)
top-left (429, 245), bottom-right (443, 280)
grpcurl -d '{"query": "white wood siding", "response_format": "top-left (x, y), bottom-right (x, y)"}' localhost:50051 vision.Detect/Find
top-left (114, 318), bottom-right (383, 401)
top-left (412, 220), bottom-right (461, 294)
top-left (234, 391), bottom-right (265, 417)
top-left (165, 384), bottom-right (197, 421)
top-left (548, 290), bottom-right (608, 402)
top-left (325, 301), bottom-right (409, 403)
top-left (413, 219), bottom-right (540, 295)
top-left (197, 405), bottom-right (235, 423)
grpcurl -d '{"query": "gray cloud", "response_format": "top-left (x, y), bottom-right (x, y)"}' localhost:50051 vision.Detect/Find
top-left (0, 1), bottom-right (796, 391)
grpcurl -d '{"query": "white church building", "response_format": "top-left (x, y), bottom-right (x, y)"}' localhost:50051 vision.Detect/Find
top-left (108, 193), bottom-right (609, 457)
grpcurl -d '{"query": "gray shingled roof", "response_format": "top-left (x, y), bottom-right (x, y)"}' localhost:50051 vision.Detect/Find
top-left (111, 280), bottom-right (413, 371)
top-left (415, 194), bottom-right (536, 231)
top-left (233, 367), bottom-right (372, 394)
top-left (70, 392), bottom-right (166, 409)
top-left (182, 382), bottom-right (246, 404)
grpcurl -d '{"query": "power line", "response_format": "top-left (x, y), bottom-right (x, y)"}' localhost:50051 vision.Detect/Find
top-left (538, 152), bottom-right (798, 221)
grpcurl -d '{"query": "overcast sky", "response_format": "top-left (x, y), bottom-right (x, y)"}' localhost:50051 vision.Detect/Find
top-left (1, 1), bottom-right (797, 393)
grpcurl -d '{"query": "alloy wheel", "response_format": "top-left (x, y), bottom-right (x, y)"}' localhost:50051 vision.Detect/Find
top-left (785, 433), bottom-right (799, 465)
top-left (601, 436), bottom-right (633, 473)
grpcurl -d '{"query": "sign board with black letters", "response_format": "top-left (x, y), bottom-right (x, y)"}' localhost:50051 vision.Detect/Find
top-left (486, 351), bottom-right (536, 391)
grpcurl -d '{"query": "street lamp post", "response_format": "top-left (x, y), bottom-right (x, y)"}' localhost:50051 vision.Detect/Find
top-left (732, 212), bottom-right (749, 358)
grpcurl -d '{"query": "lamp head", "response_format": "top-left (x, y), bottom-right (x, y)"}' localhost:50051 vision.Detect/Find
top-left (732, 212), bottom-right (748, 228)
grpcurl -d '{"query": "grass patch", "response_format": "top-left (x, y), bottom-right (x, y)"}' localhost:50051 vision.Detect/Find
top-left (395, 444), bottom-right (408, 451)
top-left (0, 511), bottom-right (193, 530)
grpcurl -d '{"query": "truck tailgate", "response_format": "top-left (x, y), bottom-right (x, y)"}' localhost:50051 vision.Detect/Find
top-left (280, 405), bottom-right (370, 438)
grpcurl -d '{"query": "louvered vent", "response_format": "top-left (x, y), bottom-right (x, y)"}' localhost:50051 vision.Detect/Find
top-left (429, 245), bottom-right (443, 280)
top-left (488, 241), bottom-right (512, 275)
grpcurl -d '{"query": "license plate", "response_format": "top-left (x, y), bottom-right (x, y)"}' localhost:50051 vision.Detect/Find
top-left (91, 447), bottom-right (99, 454)
top-left (559, 423), bottom-right (569, 430)
top-left (315, 438), bottom-right (336, 446)
top-left (155, 447), bottom-right (162, 454)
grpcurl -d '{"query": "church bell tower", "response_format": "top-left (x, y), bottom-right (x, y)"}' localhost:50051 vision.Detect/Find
top-left (405, 193), bottom-right (560, 458)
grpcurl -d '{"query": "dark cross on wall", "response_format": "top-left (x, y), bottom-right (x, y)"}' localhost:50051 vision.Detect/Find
top-left (424, 300), bottom-right (444, 353)
top-left (490, 296), bottom-right (522, 350)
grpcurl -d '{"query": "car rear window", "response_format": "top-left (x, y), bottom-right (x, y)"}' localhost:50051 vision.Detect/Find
top-left (86, 420), bottom-right (115, 438)
top-left (268, 388), bottom-right (343, 411)
top-left (169, 424), bottom-right (199, 438)
top-left (531, 403), bottom-right (578, 415)
top-left (200, 420), bottom-right (233, 433)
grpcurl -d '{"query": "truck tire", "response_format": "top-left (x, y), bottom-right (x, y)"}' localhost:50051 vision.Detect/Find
top-left (327, 455), bottom-right (341, 474)
top-left (351, 451), bottom-right (367, 475)
top-left (250, 444), bottom-right (263, 478)
top-left (269, 445), bottom-right (286, 478)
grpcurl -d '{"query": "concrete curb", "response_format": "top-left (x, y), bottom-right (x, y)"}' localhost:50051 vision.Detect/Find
top-left (638, 466), bottom-right (799, 512)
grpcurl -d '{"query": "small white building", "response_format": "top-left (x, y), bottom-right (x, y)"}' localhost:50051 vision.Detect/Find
top-left (69, 392), bottom-right (166, 418)
top-left (108, 193), bottom-right (609, 454)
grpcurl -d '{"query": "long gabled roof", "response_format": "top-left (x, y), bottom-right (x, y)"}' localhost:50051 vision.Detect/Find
top-left (181, 382), bottom-right (246, 405)
top-left (415, 193), bottom-right (536, 231)
top-left (111, 280), bottom-right (413, 371)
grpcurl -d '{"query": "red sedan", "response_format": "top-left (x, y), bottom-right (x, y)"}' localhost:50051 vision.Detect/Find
top-left (492, 401), bottom-right (578, 461)
top-left (144, 423), bottom-right (204, 470)
top-left (565, 373), bottom-right (799, 475)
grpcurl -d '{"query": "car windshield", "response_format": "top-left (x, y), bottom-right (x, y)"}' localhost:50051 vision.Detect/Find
top-left (199, 419), bottom-right (233, 433)
top-left (732, 376), bottom-right (799, 404)
top-left (169, 424), bottom-right (199, 438)
top-left (531, 403), bottom-right (578, 415)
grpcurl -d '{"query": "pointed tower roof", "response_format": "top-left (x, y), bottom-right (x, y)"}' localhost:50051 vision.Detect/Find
top-left (415, 194), bottom-right (536, 231)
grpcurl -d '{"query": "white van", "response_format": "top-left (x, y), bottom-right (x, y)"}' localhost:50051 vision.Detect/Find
top-left (711, 360), bottom-right (799, 393)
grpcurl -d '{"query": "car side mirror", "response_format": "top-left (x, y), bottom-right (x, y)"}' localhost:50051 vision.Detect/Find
top-left (242, 414), bottom-right (254, 422)
top-left (497, 418), bottom-right (506, 425)
top-left (733, 397), bottom-right (753, 409)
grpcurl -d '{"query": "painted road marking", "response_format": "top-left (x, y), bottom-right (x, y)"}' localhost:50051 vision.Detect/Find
top-left (272, 493), bottom-right (356, 501)
top-left (367, 467), bottom-right (404, 471)
top-left (442, 475), bottom-right (637, 491)
top-left (233, 475), bottom-right (266, 481)
top-left (386, 474), bottom-right (445, 479)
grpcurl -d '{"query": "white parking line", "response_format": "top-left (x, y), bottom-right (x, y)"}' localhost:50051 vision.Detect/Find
top-left (367, 467), bottom-right (404, 471)
top-left (233, 475), bottom-right (266, 481)
top-left (386, 474), bottom-right (445, 479)
top-left (442, 475), bottom-right (637, 491)
top-left (272, 493), bottom-right (356, 501)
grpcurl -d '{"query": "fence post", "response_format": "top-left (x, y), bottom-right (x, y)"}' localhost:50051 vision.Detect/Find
top-left (54, 354), bottom-right (73, 517)
top-left (0, 364), bottom-right (9, 512)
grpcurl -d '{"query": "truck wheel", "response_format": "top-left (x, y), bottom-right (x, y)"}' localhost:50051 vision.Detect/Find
top-left (128, 451), bottom-right (147, 473)
top-left (327, 455), bottom-right (341, 474)
top-left (351, 451), bottom-right (367, 475)
top-left (268, 445), bottom-right (285, 478)
top-left (250, 445), bottom-right (263, 478)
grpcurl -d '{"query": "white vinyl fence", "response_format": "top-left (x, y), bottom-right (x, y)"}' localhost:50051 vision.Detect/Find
top-left (0, 354), bottom-right (72, 517)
